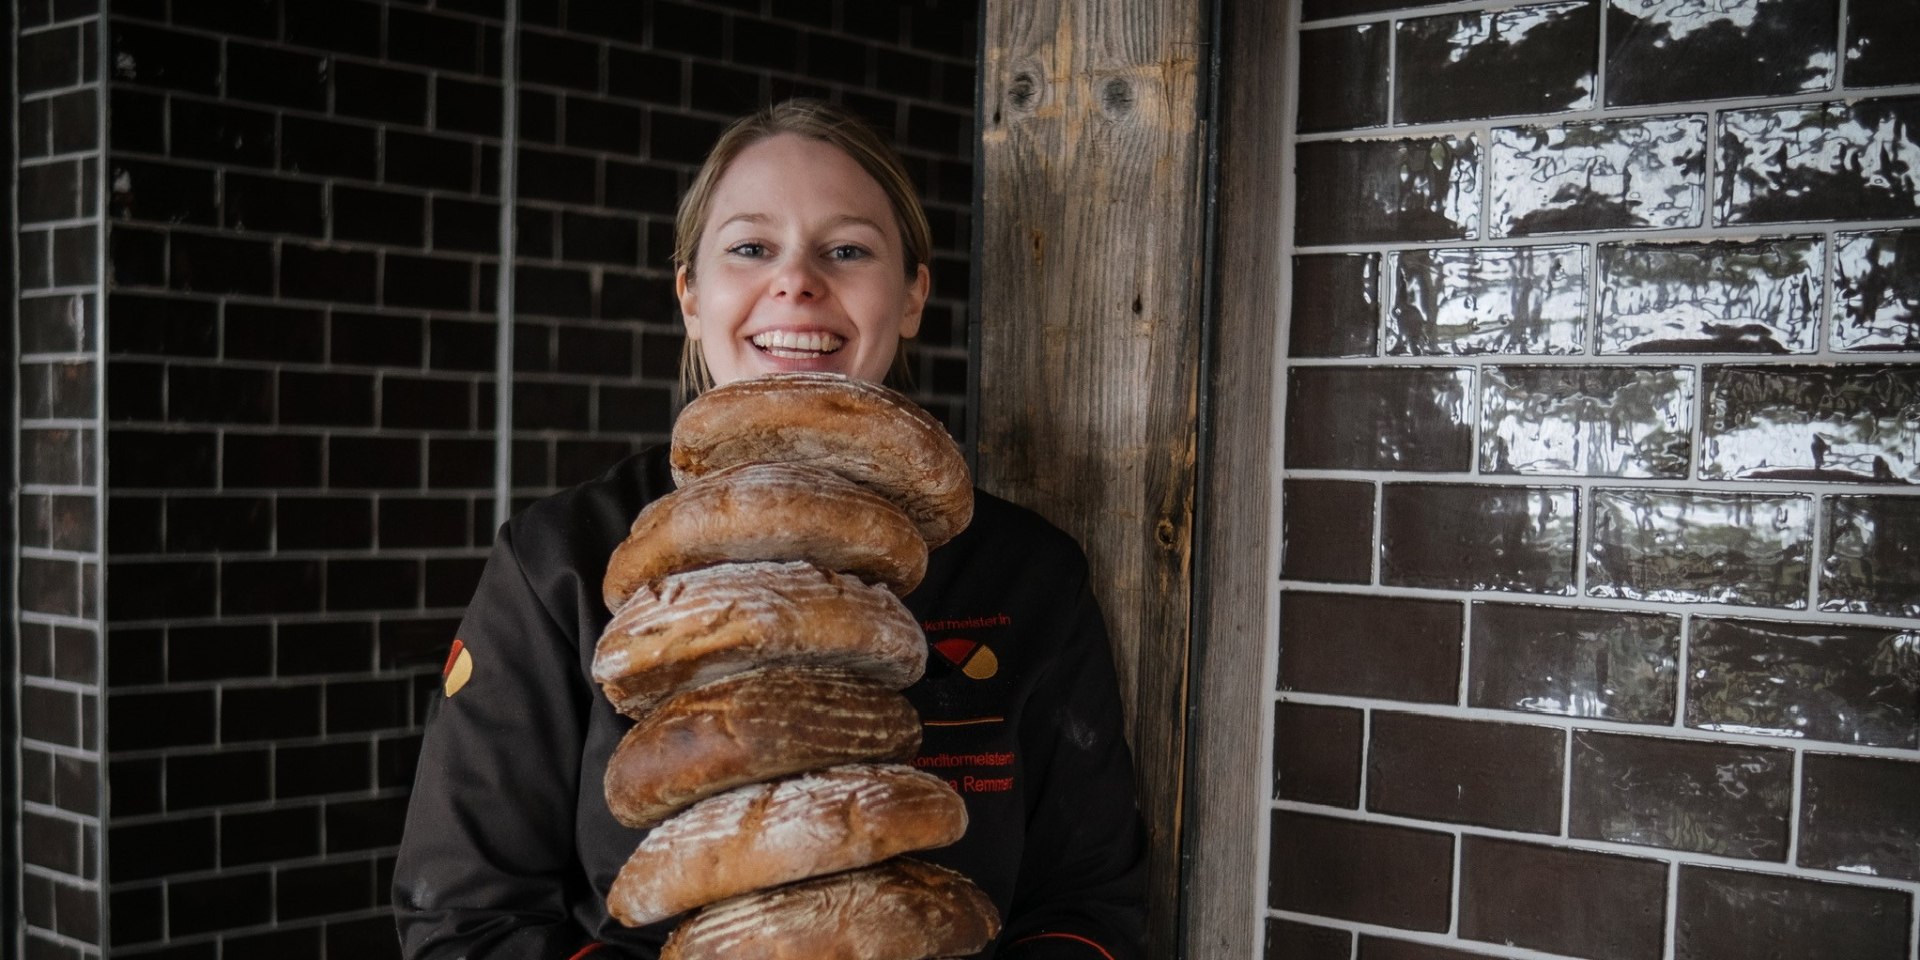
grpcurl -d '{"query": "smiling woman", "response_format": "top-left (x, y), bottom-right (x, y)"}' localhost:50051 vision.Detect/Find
top-left (392, 99), bottom-right (1148, 960)
top-left (670, 101), bottom-right (934, 394)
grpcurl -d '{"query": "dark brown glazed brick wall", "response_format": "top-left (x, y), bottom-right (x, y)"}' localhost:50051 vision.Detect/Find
top-left (1271, 1), bottom-right (1920, 958)
top-left (10, 1), bottom-right (976, 956)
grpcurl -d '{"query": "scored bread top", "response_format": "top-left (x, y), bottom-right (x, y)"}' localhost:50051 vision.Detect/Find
top-left (602, 667), bottom-right (922, 829)
top-left (670, 373), bottom-right (972, 548)
top-left (592, 560), bottom-right (926, 717)
top-left (601, 461), bottom-right (928, 611)
top-left (658, 858), bottom-right (1002, 960)
top-left (607, 763), bottom-right (968, 928)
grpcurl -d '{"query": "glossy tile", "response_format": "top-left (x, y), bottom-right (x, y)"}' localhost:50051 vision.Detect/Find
top-left (1298, 23), bottom-right (1388, 133)
top-left (1290, 253), bottom-right (1381, 358)
top-left (1587, 489), bottom-right (1812, 607)
top-left (1388, 245), bottom-right (1588, 355)
top-left (1481, 366), bottom-right (1693, 478)
top-left (1675, 866), bottom-right (1912, 960)
top-left (1688, 617), bottom-right (1919, 748)
top-left (1844, 0), bottom-right (1920, 88)
top-left (1799, 753), bottom-right (1920, 882)
top-left (1382, 484), bottom-right (1579, 594)
top-left (1279, 591), bottom-right (1463, 704)
top-left (1295, 136), bottom-right (1481, 245)
top-left (1359, 938), bottom-right (1508, 960)
top-left (1368, 712), bottom-right (1564, 833)
top-left (1459, 837), bottom-right (1667, 960)
top-left (1285, 367), bottom-right (1474, 471)
top-left (1271, 811), bottom-right (1453, 930)
top-left (1273, 701), bottom-right (1363, 807)
top-left (1596, 237), bottom-right (1823, 354)
top-left (1469, 602), bottom-right (1679, 724)
top-left (1490, 115), bottom-right (1707, 236)
top-left (1605, 0), bottom-right (1837, 106)
top-left (1831, 229), bottom-right (1920, 352)
top-left (1718, 97), bottom-right (1920, 225)
top-left (1700, 364), bottom-right (1920, 483)
top-left (1394, 1), bottom-right (1597, 124)
top-left (1570, 730), bottom-right (1791, 860)
top-left (1282, 480), bottom-right (1375, 584)
top-left (1821, 495), bottom-right (1920, 617)
top-left (1265, 920), bottom-right (1351, 960)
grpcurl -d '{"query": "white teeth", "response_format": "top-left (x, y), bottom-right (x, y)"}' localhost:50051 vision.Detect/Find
top-left (749, 330), bottom-right (845, 354)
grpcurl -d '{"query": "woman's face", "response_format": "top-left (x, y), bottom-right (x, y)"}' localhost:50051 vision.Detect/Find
top-left (678, 133), bottom-right (929, 386)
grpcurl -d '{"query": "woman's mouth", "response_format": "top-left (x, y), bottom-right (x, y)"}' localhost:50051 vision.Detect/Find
top-left (749, 330), bottom-right (846, 359)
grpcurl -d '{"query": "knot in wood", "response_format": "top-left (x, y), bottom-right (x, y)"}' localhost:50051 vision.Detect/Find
top-left (1100, 78), bottom-right (1135, 118)
top-left (1154, 518), bottom-right (1178, 550)
top-left (1008, 73), bottom-right (1039, 112)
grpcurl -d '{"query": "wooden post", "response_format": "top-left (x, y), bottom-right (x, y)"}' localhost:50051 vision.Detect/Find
top-left (1183, 0), bottom-right (1289, 956)
top-left (976, 3), bottom-right (1209, 956)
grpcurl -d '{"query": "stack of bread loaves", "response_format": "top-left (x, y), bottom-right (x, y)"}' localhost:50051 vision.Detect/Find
top-left (591, 372), bottom-right (1002, 960)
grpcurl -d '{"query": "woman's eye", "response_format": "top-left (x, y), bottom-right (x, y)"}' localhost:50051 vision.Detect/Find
top-left (726, 242), bottom-right (766, 258)
top-left (827, 245), bottom-right (869, 261)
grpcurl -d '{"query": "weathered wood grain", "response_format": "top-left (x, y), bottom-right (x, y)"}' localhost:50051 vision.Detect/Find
top-left (1181, 0), bottom-right (1289, 956)
top-left (977, 2), bottom-right (1209, 956)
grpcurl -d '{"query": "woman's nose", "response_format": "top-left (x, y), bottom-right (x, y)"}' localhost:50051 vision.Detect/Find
top-left (772, 259), bottom-right (821, 301)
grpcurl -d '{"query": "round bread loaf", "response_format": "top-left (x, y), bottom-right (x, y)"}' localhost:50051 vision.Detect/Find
top-left (608, 764), bottom-right (968, 928)
top-left (604, 667), bottom-right (922, 829)
top-left (601, 461), bottom-right (928, 612)
top-left (670, 373), bottom-right (973, 548)
top-left (593, 561), bottom-right (926, 718)
top-left (659, 858), bottom-right (1001, 960)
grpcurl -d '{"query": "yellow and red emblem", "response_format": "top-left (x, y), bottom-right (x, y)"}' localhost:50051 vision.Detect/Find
top-left (443, 639), bottom-right (474, 697)
top-left (932, 637), bottom-right (998, 680)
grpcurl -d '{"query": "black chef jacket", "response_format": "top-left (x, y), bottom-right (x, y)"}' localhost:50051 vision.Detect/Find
top-left (393, 447), bottom-right (1147, 959)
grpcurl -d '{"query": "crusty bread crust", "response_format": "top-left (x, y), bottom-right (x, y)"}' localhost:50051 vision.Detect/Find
top-left (609, 765), bottom-right (968, 928)
top-left (604, 667), bottom-right (921, 829)
top-left (592, 561), bottom-right (926, 718)
top-left (670, 374), bottom-right (973, 548)
top-left (659, 858), bottom-right (1001, 960)
top-left (602, 461), bottom-right (928, 612)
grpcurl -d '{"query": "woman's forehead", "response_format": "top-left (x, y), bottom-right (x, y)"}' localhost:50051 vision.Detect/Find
top-left (705, 134), bottom-right (896, 229)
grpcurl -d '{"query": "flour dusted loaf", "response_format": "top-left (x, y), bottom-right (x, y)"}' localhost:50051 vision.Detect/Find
top-left (604, 667), bottom-right (922, 829)
top-left (670, 373), bottom-right (973, 548)
top-left (602, 461), bottom-right (928, 612)
top-left (608, 764), bottom-right (967, 927)
top-left (659, 858), bottom-right (1000, 960)
top-left (592, 561), bottom-right (926, 718)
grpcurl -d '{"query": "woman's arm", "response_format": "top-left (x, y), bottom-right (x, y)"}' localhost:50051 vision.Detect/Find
top-left (392, 522), bottom-right (606, 960)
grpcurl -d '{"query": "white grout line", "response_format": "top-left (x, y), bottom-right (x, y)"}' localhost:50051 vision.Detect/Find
top-left (1271, 798), bottom-right (1920, 894)
top-left (1560, 726), bottom-right (1575, 839)
top-left (1256, 3), bottom-right (1309, 956)
top-left (1786, 747), bottom-right (1806, 869)
top-left (1271, 689), bottom-right (1920, 761)
top-left (1673, 611), bottom-right (1691, 731)
top-left (1662, 859), bottom-right (1680, 960)
top-left (494, 0), bottom-right (521, 538)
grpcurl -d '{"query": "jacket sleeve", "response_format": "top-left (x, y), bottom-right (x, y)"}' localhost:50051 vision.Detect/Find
top-left (998, 574), bottom-right (1149, 960)
top-left (392, 522), bottom-right (607, 960)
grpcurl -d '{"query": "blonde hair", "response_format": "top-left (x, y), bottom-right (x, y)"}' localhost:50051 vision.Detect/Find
top-left (674, 99), bottom-right (930, 397)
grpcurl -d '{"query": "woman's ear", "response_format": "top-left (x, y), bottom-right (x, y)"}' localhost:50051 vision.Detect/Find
top-left (900, 263), bottom-right (930, 339)
top-left (676, 265), bottom-right (699, 336)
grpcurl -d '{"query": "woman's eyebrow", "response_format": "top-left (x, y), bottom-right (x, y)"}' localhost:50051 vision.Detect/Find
top-left (714, 212), bottom-right (886, 233)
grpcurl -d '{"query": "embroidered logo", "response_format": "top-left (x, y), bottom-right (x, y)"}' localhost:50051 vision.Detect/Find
top-left (443, 638), bottom-right (474, 697)
top-left (932, 637), bottom-right (999, 680)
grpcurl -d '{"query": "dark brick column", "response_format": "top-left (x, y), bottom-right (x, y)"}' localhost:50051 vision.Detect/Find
top-left (8, 1), bottom-right (977, 957)
top-left (16, 3), bottom-right (110, 957)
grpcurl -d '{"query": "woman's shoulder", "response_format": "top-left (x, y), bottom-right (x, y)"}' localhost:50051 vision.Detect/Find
top-left (942, 487), bottom-right (1092, 582)
top-left (503, 445), bottom-right (672, 562)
